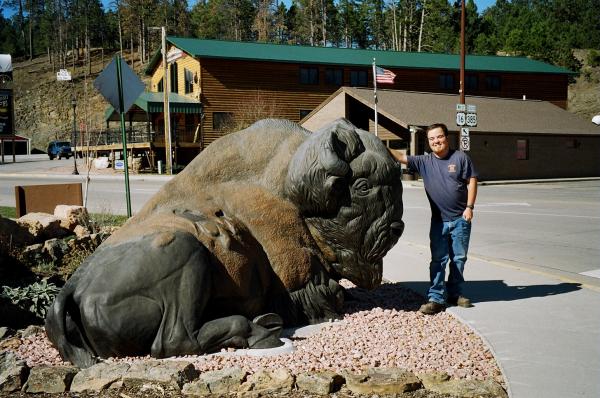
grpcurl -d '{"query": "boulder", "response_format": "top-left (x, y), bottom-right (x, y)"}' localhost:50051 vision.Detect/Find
top-left (239, 368), bottom-right (294, 394)
top-left (0, 215), bottom-right (35, 246)
top-left (121, 360), bottom-right (198, 390)
top-left (54, 205), bottom-right (89, 230)
top-left (23, 365), bottom-right (78, 393)
top-left (0, 351), bottom-right (29, 392)
top-left (17, 213), bottom-right (68, 241)
top-left (344, 367), bottom-right (422, 395)
top-left (422, 376), bottom-right (508, 398)
top-left (70, 362), bottom-right (131, 392)
top-left (182, 367), bottom-right (246, 395)
top-left (21, 243), bottom-right (45, 264)
top-left (43, 238), bottom-right (69, 262)
top-left (296, 370), bottom-right (345, 394)
top-left (73, 224), bottom-right (91, 238)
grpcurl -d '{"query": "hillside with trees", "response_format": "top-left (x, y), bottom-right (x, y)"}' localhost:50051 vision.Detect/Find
top-left (0, 0), bottom-right (599, 150)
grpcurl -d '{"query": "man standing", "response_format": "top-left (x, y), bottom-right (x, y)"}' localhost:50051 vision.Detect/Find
top-left (392, 123), bottom-right (478, 315)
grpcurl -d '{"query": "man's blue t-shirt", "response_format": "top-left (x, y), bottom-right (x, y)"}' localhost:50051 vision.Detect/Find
top-left (407, 150), bottom-right (478, 221)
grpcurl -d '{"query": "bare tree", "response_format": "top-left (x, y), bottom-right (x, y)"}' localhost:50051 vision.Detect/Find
top-left (418, 0), bottom-right (425, 52)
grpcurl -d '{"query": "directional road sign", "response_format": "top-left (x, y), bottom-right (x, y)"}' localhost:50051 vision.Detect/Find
top-left (461, 127), bottom-right (470, 137)
top-left (167, 48), bottom-right (183, 64)
top-left (94, 58), bottom-right (145, 114)
top-left (56, 69), bottom-right (71, 81)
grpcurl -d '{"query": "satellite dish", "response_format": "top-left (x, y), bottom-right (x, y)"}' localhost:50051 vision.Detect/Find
top-left (593, 115), bottom-right (600, 126)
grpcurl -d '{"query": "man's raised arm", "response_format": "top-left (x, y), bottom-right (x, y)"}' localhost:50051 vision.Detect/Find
top-left (389, 149), bottom-right (408, 165)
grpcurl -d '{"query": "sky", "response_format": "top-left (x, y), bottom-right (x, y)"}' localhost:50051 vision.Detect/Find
top-left (2, 0), bottom-right (498, 19)
top-left (107, 0), bottom-right (497, 13)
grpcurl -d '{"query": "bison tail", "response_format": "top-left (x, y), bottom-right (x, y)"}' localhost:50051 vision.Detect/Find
top-left (45, 283), bottom-right (98, 368)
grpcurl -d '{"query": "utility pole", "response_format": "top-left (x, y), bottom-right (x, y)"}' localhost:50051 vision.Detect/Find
top-left (71, 93), bottom-right (79, 174)
top-left (459, 0), bottom-right (466, 105)
top-left (161, 27), bottom-right (172, 175)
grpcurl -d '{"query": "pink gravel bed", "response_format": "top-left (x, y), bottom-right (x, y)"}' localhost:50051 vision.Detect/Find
top-left (12, 280), bottom-right (505, 386)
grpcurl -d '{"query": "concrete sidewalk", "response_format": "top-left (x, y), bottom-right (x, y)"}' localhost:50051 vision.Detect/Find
top-left (383, 240), bottom-right (600, 398)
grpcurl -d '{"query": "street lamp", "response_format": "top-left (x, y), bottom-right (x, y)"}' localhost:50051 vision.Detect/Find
top-left (71, 94), bottom-right (79, 175)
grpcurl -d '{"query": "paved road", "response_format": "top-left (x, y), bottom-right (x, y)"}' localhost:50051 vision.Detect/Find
top-left (0, 154), bottom-right (169, 214)
top-left (1, 154), bottom-right (599, 286)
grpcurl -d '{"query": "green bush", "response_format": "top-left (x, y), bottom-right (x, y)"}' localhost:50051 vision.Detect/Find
top-left (1, 279), bottom-right (61, 319)
top-left (588, 49), bottom-right (600, 67)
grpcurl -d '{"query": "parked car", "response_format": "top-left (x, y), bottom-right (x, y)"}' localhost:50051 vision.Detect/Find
top-left (47, 140), bottom-right (73, 160)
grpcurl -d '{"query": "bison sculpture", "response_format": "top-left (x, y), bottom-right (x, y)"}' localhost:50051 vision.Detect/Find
top-left (45, 118), bottom-right (405, 368)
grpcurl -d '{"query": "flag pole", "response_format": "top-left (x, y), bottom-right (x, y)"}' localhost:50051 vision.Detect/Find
top-left (372, 58), bottom-right (378, 137)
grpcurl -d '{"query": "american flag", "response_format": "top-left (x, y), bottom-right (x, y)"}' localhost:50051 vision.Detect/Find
top-left (375, 66), bottom-right (396, 84)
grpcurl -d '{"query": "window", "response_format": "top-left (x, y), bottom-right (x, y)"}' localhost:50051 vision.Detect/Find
top-left (157, 78), bottom-right (164, 92)
top-left (565, 139), bottom-right (579, 148)
top-left (299, 109), bottom-right (312, 119)
top-left (170, 62), bottom-right (179, 93)
top-left (439, 73), bottom-right (454, 90)
top-left (299, 67), bottom-right (319, 84)
top-left (485, 75), bottom-right (501, 91)
top-left (325, 68), bottom-right (343, 85)
top-left (350, 70), bottom-right (368, 87)
top-left (466, 74), bottom-right (478, 91)
top-left (213, 112), bottom-right (234, 131)
top-left (516, 139), bottom-right (528, 160)
top-left (184, 69), bottom-right (194, 94)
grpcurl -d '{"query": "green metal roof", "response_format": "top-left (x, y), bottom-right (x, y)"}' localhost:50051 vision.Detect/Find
top-left (104, 91), bottom-right (203, 121)
top-left (145, 37), bottom-right (574, 76)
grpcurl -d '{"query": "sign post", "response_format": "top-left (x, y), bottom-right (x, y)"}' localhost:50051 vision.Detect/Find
top-left (94, 55), bottom-right (145, 217)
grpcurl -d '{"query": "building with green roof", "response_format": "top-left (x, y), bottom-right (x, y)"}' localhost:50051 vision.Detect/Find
top-left (139, 37), bottom-right (574, 160)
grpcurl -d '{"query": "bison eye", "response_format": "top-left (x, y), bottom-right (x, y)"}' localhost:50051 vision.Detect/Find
top-left (353, 178), bottom-right (371, 196)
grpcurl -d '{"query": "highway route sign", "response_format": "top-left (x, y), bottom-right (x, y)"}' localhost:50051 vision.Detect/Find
top-left (456, 112), bottom-right (466, 126)
top-left (466, 113), bottom-right (477, 127)
top-left (460, 136), bottom-right (470, 151)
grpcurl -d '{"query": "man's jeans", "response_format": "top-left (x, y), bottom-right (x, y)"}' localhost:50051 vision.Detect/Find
top-left (428, 217), bottom-right (472, 304)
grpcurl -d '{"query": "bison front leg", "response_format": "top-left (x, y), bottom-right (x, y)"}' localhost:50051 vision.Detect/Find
top-left (195, 313), bottom-right (284, 353)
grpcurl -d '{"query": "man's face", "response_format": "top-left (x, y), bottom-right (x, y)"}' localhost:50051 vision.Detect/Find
top-left (427, 127), bottom-right (449, 157)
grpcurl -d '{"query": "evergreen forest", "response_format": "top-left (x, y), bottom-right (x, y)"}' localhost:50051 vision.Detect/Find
top-left (1, 0), bottom-right (599, 73)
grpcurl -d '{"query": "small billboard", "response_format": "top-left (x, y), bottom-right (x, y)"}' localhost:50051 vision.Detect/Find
top-left (0, 89), bottom-right (14, 135)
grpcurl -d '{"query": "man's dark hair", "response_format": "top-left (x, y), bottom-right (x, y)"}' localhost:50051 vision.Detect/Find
top-left (426, 123), bottom-right (448, 136)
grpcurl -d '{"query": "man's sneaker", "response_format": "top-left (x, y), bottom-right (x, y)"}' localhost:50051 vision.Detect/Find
top-left (447, 296), bottom-right (472, 308)
top-left (419, 301), bottom-right (446, 315)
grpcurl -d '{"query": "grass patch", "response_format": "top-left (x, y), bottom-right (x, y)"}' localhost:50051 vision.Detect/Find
top-left (89, 213), bottom-right (128, 227)
top-left (0, 206), bottom-right (128, 227)
top-left (0, 206), bottom-right (16, 218)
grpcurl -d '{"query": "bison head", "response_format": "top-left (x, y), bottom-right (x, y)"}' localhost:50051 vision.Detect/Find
top-left (284, 118), bottom-right (404, 289)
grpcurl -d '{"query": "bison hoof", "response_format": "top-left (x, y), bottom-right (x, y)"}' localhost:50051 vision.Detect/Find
top-left (253, 313), bottom-right (283, 332)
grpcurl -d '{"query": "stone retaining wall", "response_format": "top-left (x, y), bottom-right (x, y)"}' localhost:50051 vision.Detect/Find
top-left (1, 351), bottom-right (507, 397)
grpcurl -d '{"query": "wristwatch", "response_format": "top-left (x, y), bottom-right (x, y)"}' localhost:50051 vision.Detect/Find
top-left (466, 204), bottom-right (474, 210)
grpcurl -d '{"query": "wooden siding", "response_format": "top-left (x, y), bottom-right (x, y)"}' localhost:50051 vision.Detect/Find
top-left (148, 50), bottom-right (569, 149)
top-left (199, 58), bottom-right (339, 145)
top-left (150, 45), bottom-right (201, 99)
top-left (378, 68), bottom-right (568, 106)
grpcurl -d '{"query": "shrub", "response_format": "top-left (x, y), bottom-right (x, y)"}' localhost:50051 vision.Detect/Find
top-left (1, 279), bottom-right (61, 319)
top-left (588, 49), bottom-right (600, 67)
